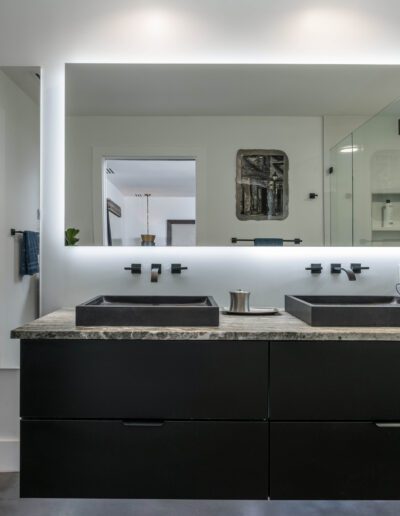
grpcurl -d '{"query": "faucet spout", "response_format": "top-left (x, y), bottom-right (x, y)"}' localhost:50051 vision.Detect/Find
top-left (341, 267), bottom-right (356, 281)
top-left (151, 264), bottom-right (161, 283)
top-left (330, 263), bottom-right (356, 281)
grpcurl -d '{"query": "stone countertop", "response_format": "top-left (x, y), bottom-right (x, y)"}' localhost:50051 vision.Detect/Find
top-left (10, 308), bottom-right (400, 340)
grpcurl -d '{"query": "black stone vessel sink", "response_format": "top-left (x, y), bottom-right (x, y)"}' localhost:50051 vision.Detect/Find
top-left (76, 295), bottom-right (219, 327)
top-left (285, 295), bottom-right (400, 327)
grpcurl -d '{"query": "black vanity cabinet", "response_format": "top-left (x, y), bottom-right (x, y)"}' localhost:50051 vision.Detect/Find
top-left (269, 340), bottom-right (400, 500)
top-left (20, 337), bottom-right (400, 500)
top-left (270, 421), bottom-right (400, 500)
top-left (21, 419), bottom-right (267, 499)
top-left (20, 339), bottom-right (269, 499)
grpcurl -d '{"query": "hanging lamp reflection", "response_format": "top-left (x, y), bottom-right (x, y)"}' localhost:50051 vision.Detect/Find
top-left (139, 193), bottom-right (156, 246)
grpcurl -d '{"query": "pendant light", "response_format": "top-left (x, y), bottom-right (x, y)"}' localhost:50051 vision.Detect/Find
top-left (139, 193), bottom-right (156, 246)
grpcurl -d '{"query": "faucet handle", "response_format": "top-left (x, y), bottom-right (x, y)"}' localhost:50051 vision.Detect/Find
top-left (171, 264), bottom-right (188, 274)
top-left (151, 264), bottom-right (162, 273)
top-left (305, 263), bottom-right (322, 274)
top-left (350, 263), bottom-right (370, 274)
top-left (124, 264), bottom-right (141, 274)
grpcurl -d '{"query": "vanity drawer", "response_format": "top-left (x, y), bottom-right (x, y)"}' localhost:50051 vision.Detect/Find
top-left (21, 420), bottom-right (268, 499)
top-left (20, 339), bottom-right (268, 419)
top-left (270, 421), bottom-right (400, 500)
top-left (270, 340), bottom-right (400, 421)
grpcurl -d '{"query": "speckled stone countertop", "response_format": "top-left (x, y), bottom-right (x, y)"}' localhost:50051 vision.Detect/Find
top-left (10, 308), bottom-right (400, 340)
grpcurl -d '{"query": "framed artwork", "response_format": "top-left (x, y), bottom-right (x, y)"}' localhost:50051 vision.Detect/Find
top-left (236, 149), bottom-right (289, 220)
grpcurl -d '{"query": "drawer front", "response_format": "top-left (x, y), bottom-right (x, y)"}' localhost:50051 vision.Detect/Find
top-left (270, 422), bottom-right (400, 500)
top-left (21, 420), bottom-right (268, 499)
top-left (21, 339), bottom-right (268, 420)
top-left (270, 340), bottom-right (400, 421)
top-left (21, 340), bottom-right (268, 420)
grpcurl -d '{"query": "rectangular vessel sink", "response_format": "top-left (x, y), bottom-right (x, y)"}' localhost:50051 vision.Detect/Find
top-left (76, 295), bottom-right (219, 327)
top-left (285, 295), bottom-right (400, 327)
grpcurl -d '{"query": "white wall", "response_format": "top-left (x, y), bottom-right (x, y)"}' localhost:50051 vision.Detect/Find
top-left (0, 70), bottom-right (40, 368)
top-left (66, 115), bottom-right (324, 246)
top-left (0, 69), bottom-right (40, 470)
top-left (0, 371), bottom-right (19, 472)
top-left (2, 0), bottom-right (400, 472)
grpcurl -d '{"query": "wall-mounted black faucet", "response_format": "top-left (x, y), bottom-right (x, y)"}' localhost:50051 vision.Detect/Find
top-left (331, 263), bottom-right (356, 281)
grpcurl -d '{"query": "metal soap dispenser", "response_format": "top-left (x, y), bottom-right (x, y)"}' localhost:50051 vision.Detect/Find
top-left (229, 290), bottom-right (251, 313)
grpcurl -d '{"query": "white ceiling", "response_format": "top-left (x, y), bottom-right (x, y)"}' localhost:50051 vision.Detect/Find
top-left (1, 67), bottom-right (40, 104)
top-left (66, 64), bottom-right (400, 117)
top-left (106, 159), bottom-right (196, 197)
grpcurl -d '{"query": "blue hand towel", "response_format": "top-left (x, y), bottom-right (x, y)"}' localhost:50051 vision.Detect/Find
top-left (254, 238), bottom-right (284, 246)
top-left (20, 231), bottom-right (40, 276)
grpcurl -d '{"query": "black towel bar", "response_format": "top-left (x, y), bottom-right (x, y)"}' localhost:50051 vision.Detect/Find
top-left (10, 229), bottom-right (23, 236)
top-left (231, 237), bottom-right (302, 244)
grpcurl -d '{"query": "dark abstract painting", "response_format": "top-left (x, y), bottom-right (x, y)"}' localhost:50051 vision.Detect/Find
top-left (236, 149), bottom-right (289, 220)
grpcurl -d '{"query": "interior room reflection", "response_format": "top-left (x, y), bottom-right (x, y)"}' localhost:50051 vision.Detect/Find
top-left (330, 97), bottom-right (400, 246)
top-left (105, 159), bottom-right (196, 246)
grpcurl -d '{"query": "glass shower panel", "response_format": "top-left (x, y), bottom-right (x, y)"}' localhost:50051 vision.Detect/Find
top-left (329, 135), bottom-right (353, 246)
top-left (353, 99), bottom-right (400, 246)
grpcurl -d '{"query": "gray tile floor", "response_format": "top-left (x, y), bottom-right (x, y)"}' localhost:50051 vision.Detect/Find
top-left (2, 473), bottom-right (400, 516)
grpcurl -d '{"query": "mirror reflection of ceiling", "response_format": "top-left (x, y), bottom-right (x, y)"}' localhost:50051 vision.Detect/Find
top-left (106, 159), bottom-right (196, 197)
top-left (66, 64), bottom-right (400, 117)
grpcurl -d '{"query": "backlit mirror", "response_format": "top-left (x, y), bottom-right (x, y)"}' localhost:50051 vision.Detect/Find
top-left (65, 64), bottom-right (400, 246)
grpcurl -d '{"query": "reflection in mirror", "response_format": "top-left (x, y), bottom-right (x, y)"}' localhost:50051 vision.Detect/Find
top-left (236, 149), bottom-right (289, 221)
top-left (330, 97), bottom-right (400, 246)
top-left (329, 135), bottom-right (353, 246)
top-left (65, 64), bottom-right (400, 246)
top-left (104, 159), bottom-right (196, 246)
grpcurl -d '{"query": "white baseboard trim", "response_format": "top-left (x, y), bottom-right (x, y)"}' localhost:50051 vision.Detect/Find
top-left (0, 439), bottom-right (19, 472)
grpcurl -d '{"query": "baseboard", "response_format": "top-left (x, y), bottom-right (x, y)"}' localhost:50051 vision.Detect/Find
top-left (0, 439), bottom-right (19, 472)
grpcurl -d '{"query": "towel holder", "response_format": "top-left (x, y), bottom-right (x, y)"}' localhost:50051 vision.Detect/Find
top-left (10, 229), bottom-right (23, 236)
top-left (231, 237), bottom-right (302, 244)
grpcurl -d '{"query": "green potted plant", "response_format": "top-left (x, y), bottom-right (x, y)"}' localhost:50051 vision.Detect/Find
top-left (65, 227), bottom-right (80, 246)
